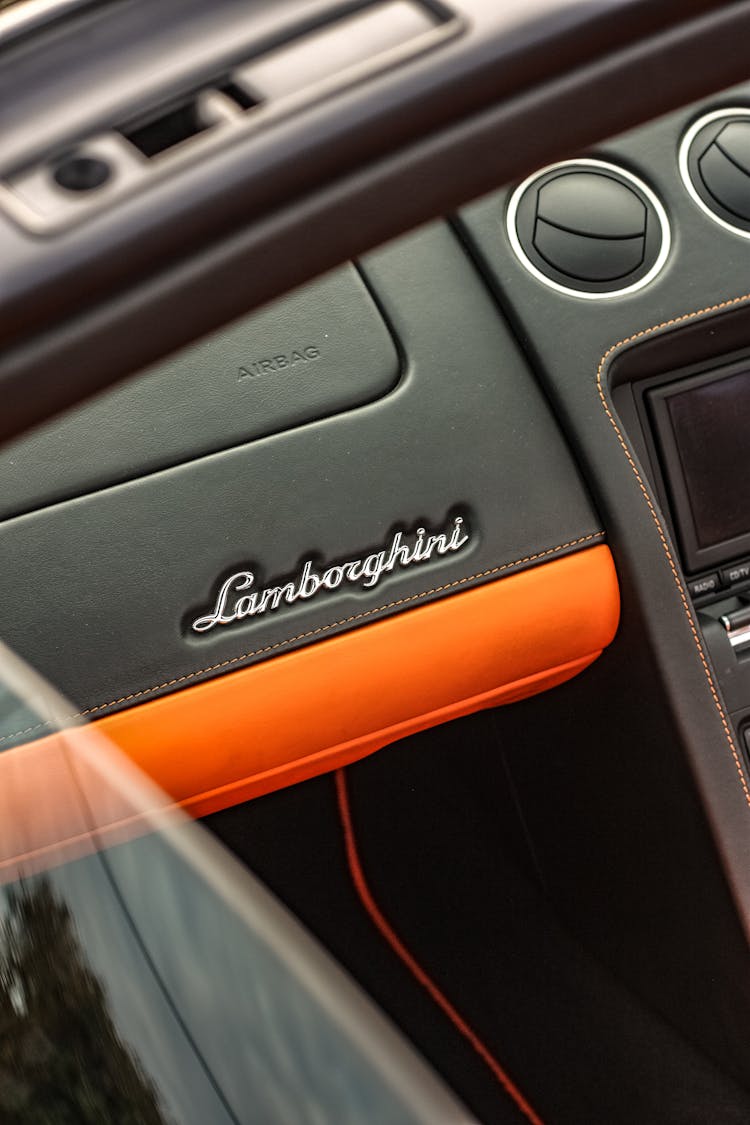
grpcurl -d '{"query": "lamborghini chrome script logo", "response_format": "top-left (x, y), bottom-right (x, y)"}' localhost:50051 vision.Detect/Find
top-left (191, 516), bottom-right (470, 634)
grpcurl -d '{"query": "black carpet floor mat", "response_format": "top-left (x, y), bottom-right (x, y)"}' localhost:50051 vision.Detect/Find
top-left (205, 712), bottom-right (750, 1125)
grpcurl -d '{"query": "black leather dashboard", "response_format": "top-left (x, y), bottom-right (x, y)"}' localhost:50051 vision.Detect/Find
top-left (0, 222), bottom-right (603, 742)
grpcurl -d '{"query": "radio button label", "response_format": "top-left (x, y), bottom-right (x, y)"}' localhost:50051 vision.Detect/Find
top-left (688, 573), bottom-right (720, 598)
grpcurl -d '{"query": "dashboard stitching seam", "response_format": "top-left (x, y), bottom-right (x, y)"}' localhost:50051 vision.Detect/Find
top-left (0, 531), bottom-right (605, 743)
top-left (596, 294), bottom-right (750, 808)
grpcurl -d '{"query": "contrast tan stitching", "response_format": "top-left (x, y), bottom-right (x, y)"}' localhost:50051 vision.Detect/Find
top-left (596, 293), bottom-right (750, 808)
top-left (0, 532), bottom-right (604, 744)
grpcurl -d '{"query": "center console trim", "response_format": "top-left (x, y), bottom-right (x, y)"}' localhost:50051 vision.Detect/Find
top-left (596, 291), bottom-right (750, 812)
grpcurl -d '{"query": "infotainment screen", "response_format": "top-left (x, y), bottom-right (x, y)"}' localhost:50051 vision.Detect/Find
top-left (648, 365), bottom-right (750, 572)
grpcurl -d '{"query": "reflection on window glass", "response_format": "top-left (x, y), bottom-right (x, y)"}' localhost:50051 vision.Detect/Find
top-left (0, 877), bottom-right (172, 1124)
top-left (0, 645), bottom-right (468, 1125)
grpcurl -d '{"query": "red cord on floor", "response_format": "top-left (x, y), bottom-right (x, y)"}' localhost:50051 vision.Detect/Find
top-left (335, 769), bottom-right (546, 1125)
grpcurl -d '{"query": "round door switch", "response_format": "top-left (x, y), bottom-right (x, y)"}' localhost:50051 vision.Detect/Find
top-left (680, 108), bottom-right (750, 236)
top-left (507, 158), bottom-right (670, 298)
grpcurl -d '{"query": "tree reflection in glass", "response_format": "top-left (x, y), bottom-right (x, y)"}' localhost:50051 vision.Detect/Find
top-left (0, 877), bottom-right (170, 1125)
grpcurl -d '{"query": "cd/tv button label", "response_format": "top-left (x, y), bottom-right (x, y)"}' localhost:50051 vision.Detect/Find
top-left (721, 561), bottom-right (750, 586)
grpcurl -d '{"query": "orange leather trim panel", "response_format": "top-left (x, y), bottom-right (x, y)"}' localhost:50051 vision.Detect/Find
top-left (92, 543), bottom-right (619, 816)
top-left (335, 769), bottom-right (546, 1125)
top-left (0, 545), bottom-right (618, 879)
top-left (0, 653), bottom-right (600, 884)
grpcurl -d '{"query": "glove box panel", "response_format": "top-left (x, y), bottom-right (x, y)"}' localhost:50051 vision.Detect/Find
top-left (0, 224), bottom-right (613, 758)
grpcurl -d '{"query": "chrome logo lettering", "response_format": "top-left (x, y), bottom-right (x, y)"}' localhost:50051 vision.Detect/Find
top-left (192, 516), bottom-right (470, 634)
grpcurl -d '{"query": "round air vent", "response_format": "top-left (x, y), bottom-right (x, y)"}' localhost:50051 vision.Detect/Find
top-left (506, 158), bottom-right (670, 299)
top-left (680, 108), bottom-right (750, 236)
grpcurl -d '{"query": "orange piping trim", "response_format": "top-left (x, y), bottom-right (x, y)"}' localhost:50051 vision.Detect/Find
top-left (335, 769), bottom-right (545, 1125)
